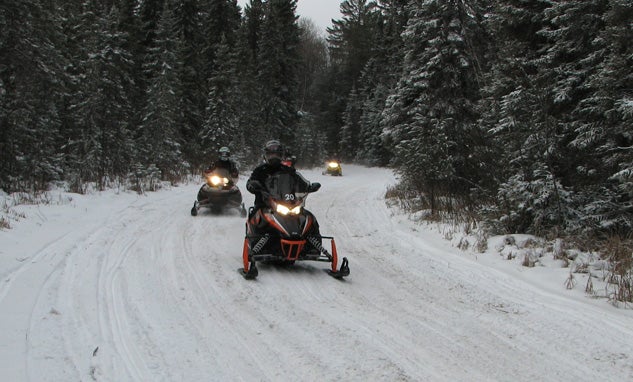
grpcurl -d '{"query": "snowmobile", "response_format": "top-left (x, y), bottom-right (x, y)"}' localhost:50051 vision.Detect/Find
top-left (322, 161), bottom-right (342, 176)
top-left (191, 168), bottom-right (247, 217)
top-left (239, 172), bottom-right (349, 280)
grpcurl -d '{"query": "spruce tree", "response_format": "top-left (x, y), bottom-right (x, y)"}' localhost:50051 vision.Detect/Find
top-left (384, 0), bottom-right (488, 212)
top-left (354, 0), bottom-right (409, 166)
top-left (172, 0), bottom-right (205, 170)
top-left (572, 0), bottom-right (633, 234)
top-left (257, 0), bottom-right (301, 144)
top-left (480, 0), bottom-right (562, 234)
top-left (201, 36), bottom-right (241, 163)
top-left (139, 2), bottom-right (187, 182)
top-left (236, 0), bottom-right (267, 161)
top-left (73, 3), bottom-right (136, 189)
top-left (325, 0), bottom-right (381, 157)
top-left (0, 0), bottom-right (67, 192)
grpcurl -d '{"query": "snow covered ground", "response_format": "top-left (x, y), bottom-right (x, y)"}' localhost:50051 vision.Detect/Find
top-left (1, 165), bottom-right (632, 382)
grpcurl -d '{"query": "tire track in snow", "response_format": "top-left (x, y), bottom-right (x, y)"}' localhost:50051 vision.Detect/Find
top-left (1, 204), bottom-right (132, 382)
top-left (5, 169), bottom-right (633, 381)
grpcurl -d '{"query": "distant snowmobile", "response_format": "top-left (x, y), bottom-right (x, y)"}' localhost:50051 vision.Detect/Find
top-left (322, 161), bottom-right (342, 176)
top-left (191, 168), bottom-right (246, 217)
top-left (239, 172), bottom-right (349, 280)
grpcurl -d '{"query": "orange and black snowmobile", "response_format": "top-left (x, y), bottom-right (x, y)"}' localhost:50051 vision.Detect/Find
top-left (239, 172), bottom-right (349, 280)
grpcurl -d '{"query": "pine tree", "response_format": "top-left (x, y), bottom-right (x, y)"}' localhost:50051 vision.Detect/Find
top-left (354, 0), bottom-right (409, 166)
top-left (480, 0), bottom-right (563, 233)
top-left (235, 0), bottom-right (267, 161)
top-left (0, 0), bottom-right (68, 192)
top-left (139, 2), bottom-right (187, 182)
top-left (357, 80), bottom-right (391, 166)
top-left (292, 18), bottom-right (329, 166)
top-left (327, 0), bottom-right (380, 84)
top-left (384, 0), bottom-right (488, 212)
top-left (200, 36), bottom-right (241, 162)
top-left (172, 0), bottom-right (206, 170)
top-left (55, 0), bottom-right (86, 192)
top-left (325, 0), bottom-right (381, 156)
top-left (537, 0), bottom-right (608, 189)
top-left (137, 0), bottom-right (166, 106)
top-left (572, 0), bottom-right (633, 234)
top-left (339, 86), bottom-right (362, 161)
top-left (117, 0), bottom-right (146, 141)
top-left (481, 0), bottom-right (553, 175)
top-left (257, 0), bottom-right (301, 144)
top-left (73, 3), bottom-right (136, 189)
top-left (297, 18), bottom-right (328, 113)
top-left (200, 0), bottom-right (241, 82)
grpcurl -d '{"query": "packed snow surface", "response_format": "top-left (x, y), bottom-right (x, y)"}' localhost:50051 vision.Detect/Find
top-left (1, 165), bottom-right (632, 381)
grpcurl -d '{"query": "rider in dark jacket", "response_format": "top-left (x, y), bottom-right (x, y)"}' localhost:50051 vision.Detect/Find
top-left (246, 140), bottom-right (311, 208)
top-left (206, 146), bottom-right (239, 179)
top-left (246, 140), bottom-right (321, 244)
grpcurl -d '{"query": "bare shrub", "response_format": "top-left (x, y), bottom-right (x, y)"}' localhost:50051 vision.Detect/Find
top-left (457, 237), bottom-right (470, 251)
top-left (552, 238), bottom-right (567, 260)
top-left (585, 274), bottom-right (594, 295)
top-left (385, 185), bottom-right (419, 211)
top-left (565, 272), bottom-right (576, 289)
top-left (470, 227), bottom-right (488, 253)
top-left (574, 262), bottom-right (589, 274)
top-left (602, 236), bottom-right (633, 304)
top-left (475, 237), bottom-right (488, 253)
top-left (520, 237), bottom-right (540, 248)
top-left (522, 251), bottom-right (537, 267)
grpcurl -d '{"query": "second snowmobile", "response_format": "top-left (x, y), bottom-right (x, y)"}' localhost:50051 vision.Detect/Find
top-left (191, 168), bottom-right (247, 217)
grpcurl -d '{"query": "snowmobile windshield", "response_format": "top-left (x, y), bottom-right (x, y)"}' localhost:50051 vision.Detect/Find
top-left (264, 172), bottom-right (309, 203)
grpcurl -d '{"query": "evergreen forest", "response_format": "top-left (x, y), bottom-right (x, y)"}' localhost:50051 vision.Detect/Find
top-left (1, 0), bottom-right (632, 246)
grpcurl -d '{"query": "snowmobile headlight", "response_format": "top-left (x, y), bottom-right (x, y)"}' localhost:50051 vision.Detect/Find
top-left (328, 162), bottom-right (339, 168)
top-left (275, 204), bottom-right (302, 215)
top-left (209, 175), bottom-right (228, 186)
top-left (276, 204), bottom-right (291, 215)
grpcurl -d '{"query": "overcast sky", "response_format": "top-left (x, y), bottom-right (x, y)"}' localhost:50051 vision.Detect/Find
top-left (237, 0), bottom-right (343, 34)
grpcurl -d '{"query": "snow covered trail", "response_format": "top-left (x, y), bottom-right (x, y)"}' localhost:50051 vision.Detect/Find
top-left (1, 165), bottom-right (632, 381)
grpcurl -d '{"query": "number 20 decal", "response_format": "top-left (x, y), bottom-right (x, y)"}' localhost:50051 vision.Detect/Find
top-left (284, 194), bottom-right (295, 201)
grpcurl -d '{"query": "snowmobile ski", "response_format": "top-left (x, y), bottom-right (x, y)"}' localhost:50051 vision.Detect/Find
top-left (326, 257), bottom-right (350, 279)
top-left (239, 264), bottom-right (258, 280)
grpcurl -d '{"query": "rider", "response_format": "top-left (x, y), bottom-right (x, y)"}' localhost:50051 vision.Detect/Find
top-left (246, 140), bottom-right (313, 208)
top-left (246, 140), bottom-right (322, 246)
top-left (205, 146), bottom-right (239, 179)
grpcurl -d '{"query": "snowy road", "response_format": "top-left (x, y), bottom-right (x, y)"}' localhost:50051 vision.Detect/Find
top-left (1, 165), bottom-right (632, 381)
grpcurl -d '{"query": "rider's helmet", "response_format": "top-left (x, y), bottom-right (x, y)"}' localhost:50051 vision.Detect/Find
top-left (218, 146), bottom-right (230, 161)
top-left (263, 140), bottom-right (284, 166)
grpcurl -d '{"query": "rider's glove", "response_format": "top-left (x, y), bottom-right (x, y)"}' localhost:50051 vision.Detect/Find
top-left (247, 180), bottom-right (263, 193)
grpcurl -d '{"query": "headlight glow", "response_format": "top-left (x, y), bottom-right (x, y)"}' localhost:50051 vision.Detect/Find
top-left (275, 204), bottom-right (302, 215)
top-left (209, 176), bottom-right (229, 186)
top-left (328, 162), bottom-right (339, 168)
top-left (276, 204), bottom-right (291, 215)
